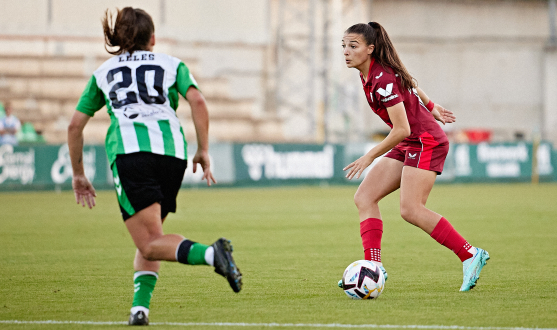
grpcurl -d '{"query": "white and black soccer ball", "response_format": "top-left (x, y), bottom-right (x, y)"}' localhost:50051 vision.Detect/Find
top-left (341, 260), bottom-right (385, 299)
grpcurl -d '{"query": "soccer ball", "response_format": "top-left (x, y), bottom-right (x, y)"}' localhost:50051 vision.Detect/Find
top-left (341, 260), bottom-right (385, 299)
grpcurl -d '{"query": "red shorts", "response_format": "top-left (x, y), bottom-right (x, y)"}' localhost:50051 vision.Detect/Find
top-left (384, 133), bottom-right (449, 174)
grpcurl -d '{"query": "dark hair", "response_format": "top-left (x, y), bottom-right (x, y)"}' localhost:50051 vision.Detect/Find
top-left (345, 22), bottom-right (416, 90)
top-left (102, 7), bottom-right (154, 55)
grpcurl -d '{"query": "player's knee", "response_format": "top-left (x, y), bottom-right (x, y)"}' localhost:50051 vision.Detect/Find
top-left (138, 242), bottom-right (158, 261)
top-left (354, 191), bottom-right (369, 211)
top-left (399, 204), bottom-right (418, 224)
top-left (354, 190), bottom-right (378, 211)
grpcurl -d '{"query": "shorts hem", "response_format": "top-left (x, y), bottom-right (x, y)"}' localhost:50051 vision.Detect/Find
top-left (402, 164), bottom-right (442, 175)
top-left (122, 200), bottom-right (162, 222)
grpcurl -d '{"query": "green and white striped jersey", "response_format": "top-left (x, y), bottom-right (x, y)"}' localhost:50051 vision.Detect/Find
top-left (76, 51), bottom-right (198, 166)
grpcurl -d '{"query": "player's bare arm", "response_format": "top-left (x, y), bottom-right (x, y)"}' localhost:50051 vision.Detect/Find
top-left (186, 86), bottom-right (217, 186)
top-left (344, 102), bottom-right (410, 180)
top-left (416, 87), bottom-right (455, 125)
top-left (67, 110), bottom-right (96, 209)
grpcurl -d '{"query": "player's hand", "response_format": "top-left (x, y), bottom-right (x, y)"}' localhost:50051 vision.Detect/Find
top-left (192, 149), bottom-right (217, 187)
top-left (431, 104), bottom-right (455, 125)
top-left (72, 174), bottom-right (96, 209)
top-left (343, 154), bottom-right (375, 180)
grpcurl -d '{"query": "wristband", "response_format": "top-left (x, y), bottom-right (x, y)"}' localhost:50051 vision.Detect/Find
top-left (425, 100), bottom-right (434, 112)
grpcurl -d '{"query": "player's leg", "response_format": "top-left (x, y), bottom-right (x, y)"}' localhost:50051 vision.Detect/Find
top-left (399, 166), bottom-right (441, 233)
top-left (339, 156), bottom-right (402, 289)
top-left (354, 155), bottom-right (404, 271)
top-left (399, 166), bottom-right (489, 291)
top-left (128, 216), bottom-right (166, 325)
top-left (156, 155), bottom-right (242, 293)
top-left (133, 249), bottom-right (160, 272)
top-left (132, 215), bottom-right (169, 273)
top-left (155, 155), bottom-right (243, 293)
top-left (114, 154), bottom-right (208, 325)
top-left (126, 202), bottom-right (242, 291)
top-left (125, 203), bottom-right (238, 324)
top-left (125, 203), bottom-right (184, 261)
top-left (112, 156), bottom-right (165, 325)
top-left (117, 153), bottom-right (242, 324)
top-left (125, 203), bottom-right (183, 325)
top-left (115, 153), bottom-right (221, 265)
top-left (131, 214), bottom-right (170, 275)
top-left (124, 201), bottom-right (229, 268)
top-left (129, 250), bottom-right (159, 326)
top-left (355, 156), bottom-right (404, 222)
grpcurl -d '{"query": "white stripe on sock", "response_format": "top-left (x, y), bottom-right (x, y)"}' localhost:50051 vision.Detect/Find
top-left (130, 306), bottom-right (149, 317)
top-left (133, 271), bottom-right (158, 281)
top-left (205, 246), bottom-right (214, 266)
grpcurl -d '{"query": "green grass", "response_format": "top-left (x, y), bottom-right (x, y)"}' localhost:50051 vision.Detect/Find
top-left (1, 184), bottom-right (556, 329)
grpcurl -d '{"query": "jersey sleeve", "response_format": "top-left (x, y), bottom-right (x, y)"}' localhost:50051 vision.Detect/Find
top-left (176, 62), bottom-right (199, 99)
top-left (76, 75), bottom-right (106, 116)
top-left (374, 75), bottom-right (403, 108)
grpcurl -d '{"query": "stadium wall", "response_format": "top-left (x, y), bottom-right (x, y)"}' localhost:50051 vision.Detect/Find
top-left (1, 142), bottom-right (555, 191)
top-left (0, 0), bottom-right (555, 145)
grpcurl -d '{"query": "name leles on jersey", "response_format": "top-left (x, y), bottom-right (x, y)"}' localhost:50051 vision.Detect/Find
top-left (118, 53), bottom-right (155, 62)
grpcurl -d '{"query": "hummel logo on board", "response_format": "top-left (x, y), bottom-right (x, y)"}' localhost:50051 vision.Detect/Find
top-left (375, 72), bottom-right (383, 79)
top-left (408, 153), bottom-right (417, 159)
top-left (377, 83), bottom-right (393, 97)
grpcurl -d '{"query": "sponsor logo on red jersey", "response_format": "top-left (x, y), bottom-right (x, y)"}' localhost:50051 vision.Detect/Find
top-left (377, 83), bottom-right (393, 97)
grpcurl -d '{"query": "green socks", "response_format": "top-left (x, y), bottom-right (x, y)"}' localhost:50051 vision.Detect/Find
top-left (176, 239), bottom-right (213, 265)
top-left (132, 271), bottom-right (158, 310)
top-left (188, 242), bottom-right (210, 265)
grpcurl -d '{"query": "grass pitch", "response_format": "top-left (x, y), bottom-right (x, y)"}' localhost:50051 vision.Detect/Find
top-left (1, 184), bottom-right (556, 329)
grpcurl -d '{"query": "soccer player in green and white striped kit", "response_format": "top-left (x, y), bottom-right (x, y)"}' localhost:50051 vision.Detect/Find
top-left (68, 7), bottom-right (242, 325)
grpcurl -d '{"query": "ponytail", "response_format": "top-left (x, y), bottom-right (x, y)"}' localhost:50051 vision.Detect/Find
top-left (102, 7), bottom-right (154, 55)
top-left (346, 22), bottom-right (416, 90)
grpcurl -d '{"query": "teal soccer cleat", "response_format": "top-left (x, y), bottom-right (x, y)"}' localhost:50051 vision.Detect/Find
top-left (338, 264), bottom-right (388, 288)
top-left (460, 248), bottom-right (490, 292)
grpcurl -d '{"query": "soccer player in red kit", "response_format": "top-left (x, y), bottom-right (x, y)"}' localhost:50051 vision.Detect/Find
top-left (340, 22), bottom-right (489, 291)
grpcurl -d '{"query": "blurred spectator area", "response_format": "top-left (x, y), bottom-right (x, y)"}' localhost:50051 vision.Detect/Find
top-left (0, 0), bottom-right (556, 145)
top-left (0, 49), bottom-right (282, 145)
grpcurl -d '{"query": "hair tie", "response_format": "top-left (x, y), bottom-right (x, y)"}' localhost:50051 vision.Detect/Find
top-left (368, 22), bottom-right (377, 28)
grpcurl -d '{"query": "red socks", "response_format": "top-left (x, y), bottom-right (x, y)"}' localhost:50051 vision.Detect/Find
top-left (360, 218), bottom-right (383, 263)
top-left (430, 217), bottom-right (474, 262)
top-left (361, 217), bottom-right (474, 264)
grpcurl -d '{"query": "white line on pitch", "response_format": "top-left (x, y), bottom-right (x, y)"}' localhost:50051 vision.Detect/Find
top-left (0, 320), bottom-right (555, 330)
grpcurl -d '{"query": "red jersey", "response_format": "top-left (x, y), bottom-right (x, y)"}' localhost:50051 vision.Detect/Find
top-left (360, 59), bottom-right (448, 147)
